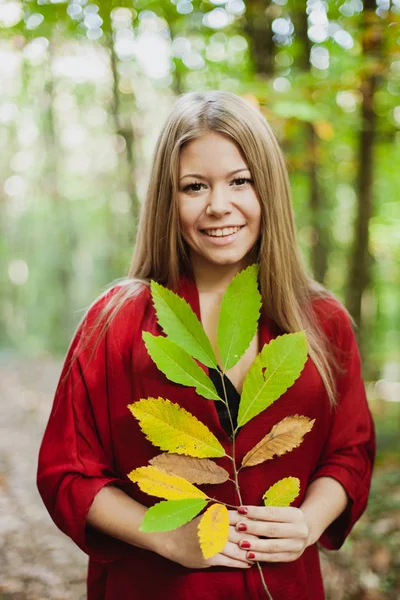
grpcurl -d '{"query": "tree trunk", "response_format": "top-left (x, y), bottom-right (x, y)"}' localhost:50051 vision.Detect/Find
top-left (295, 4), bottom-right (329, 283)
top-left (108, 35), bottom-right (140, 241)
top-left (345, 1), bottom-right (383, 348)
top-left (242, 0), bottom-right (276, 77)
top-left (43, 41), bottom-right (74, 350)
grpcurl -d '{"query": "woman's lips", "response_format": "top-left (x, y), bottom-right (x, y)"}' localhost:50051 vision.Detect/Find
top-left (200, 225), bottom-right (245, 245)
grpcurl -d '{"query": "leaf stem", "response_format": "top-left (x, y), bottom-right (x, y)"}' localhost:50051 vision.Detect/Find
top-left (204, 496), bottom-right (238, 510)
top-left (256, 562), bottom-right (273, 600)
top-left (219, 370), bottom-right (242, 506)
top-left (218, 369), bottom-right (273, 600)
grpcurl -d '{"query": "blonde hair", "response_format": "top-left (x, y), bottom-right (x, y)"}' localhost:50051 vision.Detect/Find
top-left (81, 91), bottom-right (349, 407)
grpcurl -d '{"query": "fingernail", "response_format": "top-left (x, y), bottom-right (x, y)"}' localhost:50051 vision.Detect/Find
top-left (240, 541), bottom-right (251, 549)
top-left (247, 552), bottom-right (255, 560)
top-left (237, 523), bottom-right (247, 532)
top-left (237, 506), bottom-right (248, 515)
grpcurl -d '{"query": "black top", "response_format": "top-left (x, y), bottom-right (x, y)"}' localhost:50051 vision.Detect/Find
top-left (208, 367), bottom-right (240, 438)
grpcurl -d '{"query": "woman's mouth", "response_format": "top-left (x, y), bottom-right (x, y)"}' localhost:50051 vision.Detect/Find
top-left (201, 225), bottom-right (245, 238)
top-left (200, 225), bottom-right (245, 245)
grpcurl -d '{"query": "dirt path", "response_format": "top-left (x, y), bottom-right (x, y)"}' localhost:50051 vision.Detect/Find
top-left (0, 357), bottom-right (86, 600)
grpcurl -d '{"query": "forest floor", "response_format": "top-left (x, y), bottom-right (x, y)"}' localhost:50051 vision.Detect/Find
top-left (0, 356), bottom-right (399, 600)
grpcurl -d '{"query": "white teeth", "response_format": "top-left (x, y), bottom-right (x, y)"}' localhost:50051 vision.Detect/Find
top-left (203, 226), bottom-right (242, 237)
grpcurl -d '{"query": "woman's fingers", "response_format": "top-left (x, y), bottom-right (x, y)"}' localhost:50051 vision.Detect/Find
top-left (203, 524), bottom-right (259, 569)
top-left (235, 519), bottom-right (308, 539)
top-left (228, 509), bottom-right (243, 527)
top-left (237, 537), bottom-right (305, 555)
top-left (218, 541), bottom-right (252, 566)
top-left (238, 506), bottom-right (303, 523)
top-left (233, 506), bottom-right (308, 540)
top-left (229, 525), bottom-right (259, 544)
top-left (211, 553), bottom-right (252, 569)
top-left (246, 551), bottom-right (300, 563)
top-left (202, 525), bottom-right (256, 569)
top-left (229, 507), bottom-right (309, 564)
top-left (229, 506), bottom-right (310, 563)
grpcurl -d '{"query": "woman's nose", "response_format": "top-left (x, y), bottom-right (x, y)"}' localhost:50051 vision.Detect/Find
top-left (205, 186), bottom-right (232, 216)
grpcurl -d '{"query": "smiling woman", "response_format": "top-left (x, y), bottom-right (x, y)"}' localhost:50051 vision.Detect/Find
top-left (37, 91), bottom-right (375, 600)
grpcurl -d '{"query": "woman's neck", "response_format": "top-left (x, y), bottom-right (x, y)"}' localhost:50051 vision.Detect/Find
top-left (191, 257), bottom-right (252, 296)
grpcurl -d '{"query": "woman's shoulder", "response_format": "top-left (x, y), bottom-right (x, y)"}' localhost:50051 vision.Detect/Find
top-left (309, 291), bottom-right (356, 346)
top-left (84, 279), bottom-right (152, 323)
top-left (73, 279), bottom-right (153, 356)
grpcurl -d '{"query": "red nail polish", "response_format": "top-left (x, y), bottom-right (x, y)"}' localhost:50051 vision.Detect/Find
top-left (247, 552), bottom-right (255, 560)
top-left (237, 506), bottom-right (248, 515)
top-left (240, 541), bottom-right (251, 549)
top-left (237, 523), bottom-right (247, 532)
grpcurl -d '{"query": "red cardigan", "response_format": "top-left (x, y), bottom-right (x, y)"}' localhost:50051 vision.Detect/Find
top-left (37, 274), bottom-right (375, 600)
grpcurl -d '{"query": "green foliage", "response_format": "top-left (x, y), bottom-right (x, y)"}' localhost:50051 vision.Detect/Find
top-left (140, 498), bottom-right (208, 532)
top-left (150, 282), bottom-right (218, 368)
top-left (272, 101), bottom-right (325, 122)
top-left (0, 0), bottom-right (398, 382)
top-left (143, 333), bottom-right (221, 401)
top-left (217, 264), bottom-right (261, 371)
top-left (237, 332), bottom-right (308, 428)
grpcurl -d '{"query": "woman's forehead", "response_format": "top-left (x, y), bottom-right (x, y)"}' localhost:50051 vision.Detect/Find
top-left (179, 133), bottom-right (249, 176)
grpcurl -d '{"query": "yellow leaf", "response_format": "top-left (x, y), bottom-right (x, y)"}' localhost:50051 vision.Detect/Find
top-left (128, 397), bottom-right (225, 458)
top-left (149, 453), bottom-right (230, 485)
top-left (241, 415), bottom-right (315, 468)
top-left (198, 504), bottom-right (229, 559)
top-left (314, 120), bottom-right (334, 141)
top-left (128, 466), bottom-right (208, 500)
top-left (263, 477), bottom-right (300, 507)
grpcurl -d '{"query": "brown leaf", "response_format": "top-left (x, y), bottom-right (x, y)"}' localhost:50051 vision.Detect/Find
top-left (241, 415), bottom-right (315, 468)
top-left (149, 453), bottom-right (229, 485)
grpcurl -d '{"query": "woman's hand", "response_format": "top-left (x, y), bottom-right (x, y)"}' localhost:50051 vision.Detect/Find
top-left (230, 506), bottom-right (311, 563)
top-left (155, 509), bottom-right (259, 570)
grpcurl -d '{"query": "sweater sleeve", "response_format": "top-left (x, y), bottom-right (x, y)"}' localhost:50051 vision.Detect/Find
top-left (37, 290), bottom-right (133, 563)
top-left (309, 303), bottom-right (376, 550)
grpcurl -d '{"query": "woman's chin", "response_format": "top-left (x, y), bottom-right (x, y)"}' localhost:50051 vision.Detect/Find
top-left (192, 251), bottom-right (254, 270)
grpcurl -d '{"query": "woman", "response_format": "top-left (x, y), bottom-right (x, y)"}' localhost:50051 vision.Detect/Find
top-left (37, 91), bottom-right (375, 600)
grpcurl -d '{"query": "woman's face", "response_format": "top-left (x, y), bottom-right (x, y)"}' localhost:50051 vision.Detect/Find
top-left (177, 132), bottom-right (261, 274)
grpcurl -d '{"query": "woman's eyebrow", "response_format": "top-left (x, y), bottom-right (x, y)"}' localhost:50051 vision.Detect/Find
top-left (179, 168), bottom-right (250, 180)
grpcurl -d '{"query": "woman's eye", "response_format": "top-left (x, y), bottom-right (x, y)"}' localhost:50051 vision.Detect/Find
top-left (231, 177), bottom-right (254, 187)
top-left (183, 183), bottom-right (205, 193)
top-left (182, 178), bottom-right (253, 193)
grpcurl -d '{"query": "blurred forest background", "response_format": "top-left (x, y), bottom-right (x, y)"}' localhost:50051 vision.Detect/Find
top-left (0, 0), bottom-right (399, 599)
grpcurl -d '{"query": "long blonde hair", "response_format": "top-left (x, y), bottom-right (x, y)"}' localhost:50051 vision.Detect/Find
top-left (83, 91), bottom-right (349, 407)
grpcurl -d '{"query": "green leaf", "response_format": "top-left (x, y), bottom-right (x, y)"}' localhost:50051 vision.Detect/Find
top-left (237, 332), bottom-right (308, 428)
top-left (150, 281), bottom-right (217, 368)
top-left (272, 102), bottom-right (324, 122)
top-left (140, 498), bottom-right (208, 532)
top-left (143, 333), bottom-right (221, 401)
top-left (217, 264), bottom-right (261, 371)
